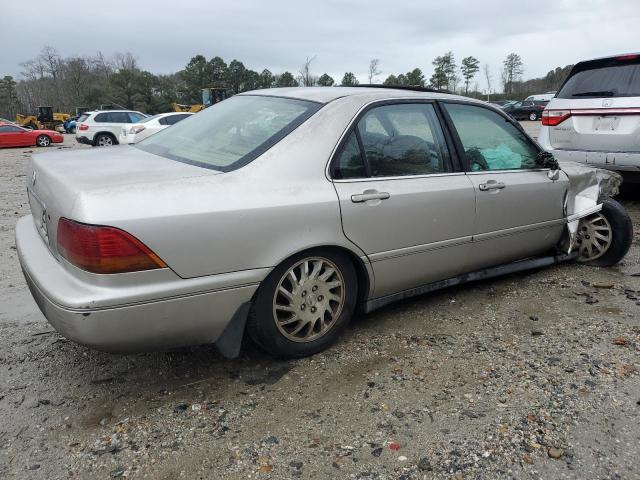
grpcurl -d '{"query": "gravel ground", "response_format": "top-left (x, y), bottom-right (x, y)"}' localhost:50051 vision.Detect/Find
top-left (0, 125), bottom-right (639, 480)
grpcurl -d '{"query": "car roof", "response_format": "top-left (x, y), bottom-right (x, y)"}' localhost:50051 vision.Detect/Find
top-left (240, 86), bottom-right (476, 105)
top-left (85, 110), bottom-right (142, 114)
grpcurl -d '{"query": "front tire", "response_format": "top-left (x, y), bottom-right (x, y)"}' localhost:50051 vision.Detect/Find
top-left (577, 199), bottom-right (633, 267)
top-left (529, 112), bottom-right (538, 121)
top-left (247, 249), bottom-right (357, 358)
top-left (35, 135), bottom-right (51, 147)
top-left (94, 133), bottom-right (116, 147)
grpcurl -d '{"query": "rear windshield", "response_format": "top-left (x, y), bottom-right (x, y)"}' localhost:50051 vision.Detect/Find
top-left (77, 114), bottom-right (89, 122)
top-left (558, 60), bottom-right (640, 98)
top-left (136, 96), bottom-right (321, 171)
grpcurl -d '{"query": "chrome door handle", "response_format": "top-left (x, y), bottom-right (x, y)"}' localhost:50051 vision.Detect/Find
top-left (478, 181), bottom-right (506, 191)
top-left (351, 191), bottom-right (390, 203)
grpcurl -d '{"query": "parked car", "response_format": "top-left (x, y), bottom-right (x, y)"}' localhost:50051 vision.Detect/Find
top-left (75, 110), bottom-right (147, 146)
top-left (502, 100), bottom-right (547, 121)
top-left (16, 87), bottom-right (632, 360)
top-left (524, 92), bottom-right (556, 102)
top-left (489, 100), bottom-right (517, 107)
top-left (119, 112), bottom-right (193, 145)
top-left (0, 122), bottom-right (63, 148)
top-left (539, 53), bottom-right (640, 183)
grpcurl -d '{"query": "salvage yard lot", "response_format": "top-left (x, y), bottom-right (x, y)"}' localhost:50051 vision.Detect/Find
top-left (0, 125), bottom-right (639, 479)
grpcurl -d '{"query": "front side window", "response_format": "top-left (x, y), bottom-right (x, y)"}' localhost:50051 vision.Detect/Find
top-left (354, 103), bottom-right (450, 177)
top-left (443, 103), bottom-right (539, 171)
top-left (137, 95), bottom-right (321, 171)
top-left (0, 125), bottom-right (22, 133)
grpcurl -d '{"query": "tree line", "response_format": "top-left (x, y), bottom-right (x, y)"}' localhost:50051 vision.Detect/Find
top-left (0, 46), bottom-right (573, 118)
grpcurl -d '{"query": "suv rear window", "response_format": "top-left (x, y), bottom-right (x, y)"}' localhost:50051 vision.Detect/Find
top-left (77, 114), bottom-right (89, 122)
top-left (557, 57), bottom-right (640, 98)
top-left (136, 96), bottom-right (321, 172)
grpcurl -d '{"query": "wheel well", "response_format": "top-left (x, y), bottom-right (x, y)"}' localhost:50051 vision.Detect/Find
top-left (255, 246), bottom-right (372, 304)
top-left (93, 131), bottom-right (118, 145)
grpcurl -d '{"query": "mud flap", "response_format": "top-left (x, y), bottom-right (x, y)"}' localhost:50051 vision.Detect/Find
top-left (215, 302), bottom-right (251, 359)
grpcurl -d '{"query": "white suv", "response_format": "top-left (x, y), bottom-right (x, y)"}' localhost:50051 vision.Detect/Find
top-left (539, 53), bottom-right (640, 184)
top-left (76, 110), bottom-right (147, 147)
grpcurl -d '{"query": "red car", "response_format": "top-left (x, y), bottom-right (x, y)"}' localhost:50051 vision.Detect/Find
top-left (0, 122), bottom-right (63, 148)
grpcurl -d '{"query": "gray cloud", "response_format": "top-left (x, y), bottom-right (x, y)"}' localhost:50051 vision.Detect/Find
top-left (1, 0), bottom-right (638, 90)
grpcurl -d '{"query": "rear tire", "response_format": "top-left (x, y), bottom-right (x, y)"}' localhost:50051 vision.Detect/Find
top-left (529, 112), bottom-right (538, 121)
top-left (94, 133), bottom-right (116, 147)
top-left (577, 199), bottom-right (633, 267)
top-left (35, 135), bottom-right (51, 147)
top-left (247, 249), bottom-right (357, 358)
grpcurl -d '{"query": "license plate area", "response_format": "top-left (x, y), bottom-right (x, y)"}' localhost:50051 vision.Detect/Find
top-left (28, 189), bottom-right (50, 244)
top-left (593, 116), bottom-right (619, 131)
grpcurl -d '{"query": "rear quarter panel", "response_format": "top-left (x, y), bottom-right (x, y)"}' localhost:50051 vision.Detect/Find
top-left (69, 97), bottom-right (370, 279)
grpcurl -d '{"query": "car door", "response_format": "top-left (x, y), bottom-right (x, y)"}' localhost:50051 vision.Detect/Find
top-left (441, 101), bottom-right (568, 271)
top-left (0, 125), bottom-right (27, 147)
top-left (331, 101), bottom-right (476, 298)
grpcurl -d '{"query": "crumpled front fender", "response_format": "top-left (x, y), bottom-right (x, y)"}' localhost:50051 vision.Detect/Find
top-left (559, 161), bottom-right (622, 252)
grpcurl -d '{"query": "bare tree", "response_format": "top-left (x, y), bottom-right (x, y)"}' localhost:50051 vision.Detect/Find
top-left (368, 58), bottom-right (381, 83)
top-left (483, 64), bottom-right (492, 100)
top-left (298, 56), bottom-right (317, 87)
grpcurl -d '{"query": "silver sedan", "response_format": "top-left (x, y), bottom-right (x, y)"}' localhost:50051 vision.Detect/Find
top-left (16, 87), bottom-right (633, 359)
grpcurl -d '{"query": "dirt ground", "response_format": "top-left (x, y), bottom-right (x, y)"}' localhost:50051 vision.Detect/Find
top-left (0, 124), bottom-right (639, 480)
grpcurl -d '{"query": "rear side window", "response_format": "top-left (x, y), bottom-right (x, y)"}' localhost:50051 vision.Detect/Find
top-left (160, 114), bottom-right (190, 126)
top-left (558, 59), bottom-right (640, 98)
top-left (94, 113), bottom-right (108, 122)
top-left (333, 132), bottom-right (367, 179)
top-left (444, 103), bottom-right (539, 171)
top-left (358, 103), bottom-right (450, 177)
top-left (137, 96), bottom-right (321, 172)
top-left (0, 125), bottom-right (22, 132)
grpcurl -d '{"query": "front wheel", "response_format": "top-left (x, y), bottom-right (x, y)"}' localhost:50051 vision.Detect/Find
top-left (577, 199), bottom-right (633, 267)
top-left (35, 135), bottom-right (51, 147)
top-left (529, 112), bottom-right (539, 121)
top-left (247, 250), bottom-right (357, 358)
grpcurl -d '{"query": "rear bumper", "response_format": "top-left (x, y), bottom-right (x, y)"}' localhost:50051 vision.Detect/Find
top-left (16, 215), bottom-right (261, 353)
top-left (538, 126), bottom-right (640, 181)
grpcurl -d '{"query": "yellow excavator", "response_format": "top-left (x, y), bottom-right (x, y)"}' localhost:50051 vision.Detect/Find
top-left (16, 106), bottom-right (70, 131)
top-left (171, 87), bottom-right (229, 113)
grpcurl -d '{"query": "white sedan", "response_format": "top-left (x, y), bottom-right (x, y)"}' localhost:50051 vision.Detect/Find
top-left (118, 112), bottom-right (193, 144)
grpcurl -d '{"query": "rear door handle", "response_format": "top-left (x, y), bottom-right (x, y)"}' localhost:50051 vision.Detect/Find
top-left (351, 191), bottom-right (390, 203)
top-left (478, 181), bottom-right (506, 191)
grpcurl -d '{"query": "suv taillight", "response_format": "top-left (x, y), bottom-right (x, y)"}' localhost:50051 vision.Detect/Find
top-left (57, 218), bottom-right (167, 274)
top-left (78, 124), bottom-right (89, 131)
top-left (542, 109), bottom-right (571, 126)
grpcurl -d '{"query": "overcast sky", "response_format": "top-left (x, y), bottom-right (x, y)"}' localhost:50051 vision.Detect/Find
top-left (1, 0), bottom-right (638, 90)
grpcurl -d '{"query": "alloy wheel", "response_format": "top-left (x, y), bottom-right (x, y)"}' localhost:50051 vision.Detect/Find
top-left (576, 212), bottom-right (613, 262)
top-left (97, 135), bottom-right (113, 146)
top-left (272, 257), bottom-right (345, 343)
top-left (37, 136), bottom-right (50, 147)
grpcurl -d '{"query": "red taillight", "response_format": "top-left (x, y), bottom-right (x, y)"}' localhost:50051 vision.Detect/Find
top-left (57, 218), bottom-right (167, 274)
top-left (542, 109), bottom-right (571, 126)
top-left (78, 124), bottom-right (89, 131)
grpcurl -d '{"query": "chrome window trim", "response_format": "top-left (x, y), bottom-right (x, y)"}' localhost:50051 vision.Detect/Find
top-left (332, 171), bottom-right (467, 183)
top-left (465, 168), bottom-right (551, 175)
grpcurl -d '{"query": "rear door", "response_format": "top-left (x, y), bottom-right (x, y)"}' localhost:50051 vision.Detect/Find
top-left (546, 55), bottom-right (640, 166)
top-left (441, 102), bottom-right (568, 271)
top-left (331, 101), bottom-right (476, 298)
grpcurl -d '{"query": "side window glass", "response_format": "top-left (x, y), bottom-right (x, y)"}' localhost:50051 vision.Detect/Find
top-left (94, 113), bottom-right (107, 122)
top-left (129, 112), bottom-right (145, 123)
top-left (356, 103), bottom-right (450, 177)
top-left (158, 117), bottom-right (169, 126)
top-left (444, 103), bottom-right (539, 171)
top-left (333, 131), bottom-right (366, 179)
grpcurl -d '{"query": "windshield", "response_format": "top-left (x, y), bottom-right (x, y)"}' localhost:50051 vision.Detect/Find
top-left (558, 61), bottom-right (640, 98)
top-left (136, 95), bottom-right (321, 171)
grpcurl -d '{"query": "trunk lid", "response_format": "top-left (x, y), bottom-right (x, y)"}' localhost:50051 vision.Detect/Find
top-left (27, 146), bottom-right (219, 256)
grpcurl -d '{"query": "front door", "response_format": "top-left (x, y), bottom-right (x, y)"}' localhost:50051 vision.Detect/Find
top-left (331, 102), bottom-right (476, 298)
top-left (441, 102), bottom-right (568, 271)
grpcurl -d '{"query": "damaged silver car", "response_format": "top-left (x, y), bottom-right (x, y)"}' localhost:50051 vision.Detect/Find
top-left (15, 87), bottom-right (633, 359)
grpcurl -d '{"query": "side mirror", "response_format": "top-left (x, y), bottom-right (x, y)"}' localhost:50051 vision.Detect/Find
top-left (536, 151), bottom-right (559, 170)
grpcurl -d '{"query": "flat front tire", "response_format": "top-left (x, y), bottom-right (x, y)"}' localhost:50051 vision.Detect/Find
top-left (577, 199), bottom-right (633, 267)
top-left (247, 249), bottom-right (357, 358)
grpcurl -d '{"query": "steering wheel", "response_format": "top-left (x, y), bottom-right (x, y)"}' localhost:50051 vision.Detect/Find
top-left (466, 148), bottom-right (489, 171)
